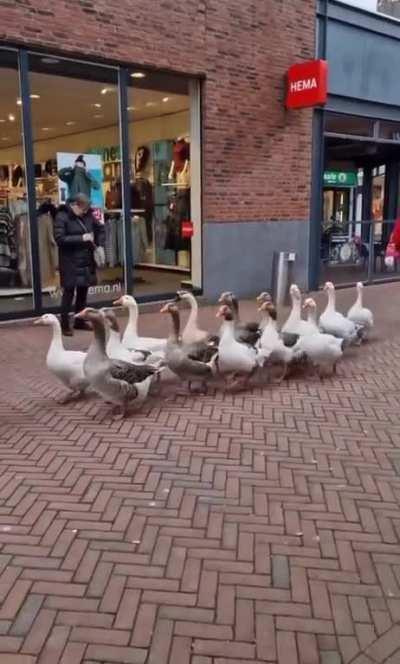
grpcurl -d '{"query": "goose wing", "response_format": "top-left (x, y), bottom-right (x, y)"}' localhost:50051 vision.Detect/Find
top-left (110, 360), bottom-right (156, 385)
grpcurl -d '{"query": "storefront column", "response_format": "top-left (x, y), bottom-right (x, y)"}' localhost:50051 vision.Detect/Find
top-left (308, 108), bottom-right (325, 290)
top-left (189, 80), bottom-right (202, 290)
top-left (361, 166), bottom-right (372, 243)
top-left (118, 67), bottom-right (133, 295)
top-left (18, 49), bottom-right (42, 313)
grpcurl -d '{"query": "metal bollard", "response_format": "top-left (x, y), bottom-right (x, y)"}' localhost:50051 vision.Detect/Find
top-left (271, 251), bottom-right (296, 307)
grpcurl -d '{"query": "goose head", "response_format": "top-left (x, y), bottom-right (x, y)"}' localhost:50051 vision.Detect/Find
top-left (302, 298), bottom-right (318, 316)
top-left (258, 301), bottom-right (278, 321)
top-left (160, 301), bottom-right (179, 316)
top-left (174, 289), bottom-right (192, 304)
top-left (74, 307), bottom-right (102, 323)
top-left (113, 294), bottom-right (137, 309)
top-left (101, 308), bottom-right (120, 333)
top-left (323, 281), bottom-right (335, 295)
top-left (289, 284), bottom-right (302, 302)
top-left (216, 304), bottom-right (234, 321)
top-left (34, 313), bottom-right (59, 326)
top-left (218, 291), bottom-right (234, 305)
top-left (256, 291), bottom-right (272, 304)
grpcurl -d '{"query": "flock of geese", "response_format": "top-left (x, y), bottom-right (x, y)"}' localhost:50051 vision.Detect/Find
top-left (35, 281), bottom-right (374, 418)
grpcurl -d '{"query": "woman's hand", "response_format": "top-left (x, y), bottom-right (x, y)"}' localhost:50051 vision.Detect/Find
top-left (83, 233), bottom-right (94, 243)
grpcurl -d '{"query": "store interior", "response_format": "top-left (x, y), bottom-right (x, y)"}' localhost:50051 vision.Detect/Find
top-left (321, 112), bottom-right (400, 286)
top-left (0, 51), bottom-right (194, 315)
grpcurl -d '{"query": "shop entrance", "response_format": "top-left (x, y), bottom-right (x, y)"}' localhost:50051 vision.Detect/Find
top-left (318, 112), bottom-right (400, 287)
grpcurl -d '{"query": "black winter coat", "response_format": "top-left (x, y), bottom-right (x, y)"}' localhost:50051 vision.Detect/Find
top-left (54, 204), bottom-right (105, 289)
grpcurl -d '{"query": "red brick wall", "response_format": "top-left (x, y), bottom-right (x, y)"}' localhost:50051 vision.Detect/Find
top-left (0, 0), bottom-right (315, 222)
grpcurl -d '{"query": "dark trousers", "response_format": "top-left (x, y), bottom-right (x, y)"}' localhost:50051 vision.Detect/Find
top-left (61, 286), bottom-right (88, 329)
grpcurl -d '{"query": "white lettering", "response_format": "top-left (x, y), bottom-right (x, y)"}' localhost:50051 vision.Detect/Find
top-left (290, 77), bottom-right (318, 94)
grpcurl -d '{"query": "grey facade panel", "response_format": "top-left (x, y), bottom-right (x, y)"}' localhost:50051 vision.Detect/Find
top-left (202, 220), bottom-right (308, 301)
top-left (327, 20), bottom-right (400, 105)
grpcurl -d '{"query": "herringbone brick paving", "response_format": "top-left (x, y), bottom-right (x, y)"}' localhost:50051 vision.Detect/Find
top-left (1, 283), bottom-right (400, 664)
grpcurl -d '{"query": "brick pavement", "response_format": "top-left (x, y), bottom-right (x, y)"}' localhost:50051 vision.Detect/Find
top-left (1, 283), bottom-right (400, 664)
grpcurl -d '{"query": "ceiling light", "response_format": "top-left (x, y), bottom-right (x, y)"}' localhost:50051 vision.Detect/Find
top-left (1, 137), bottom-right (10, 141)
top-left (93, 114), bottom-right (104, 119)
top-left (127, 106), bottom-right (136, 111)
top-left (30, 94), bottom-right (40, 100)
top-left (162, 97), bottom-right (169, 103)
top-left (8, 114), bottom-right (15, 122)
top-left (145, 101), bottom-right (157, 107)
top-left (16, 99), bottom-right (22, 106)
top-left (131, 72), bottom-right (145, 79)
top-left (101, 87), bottom-right (116, 95)
top-left (0, 119), bottom-right (5, 123)
top-left (41, 127), bottom-right (53, 132)
top-left (65, 121), bottom-right (76, 126)
top-left (41, 57), bottom-right (59, 64)
top-left (92, 103), bottom-right (102, 108)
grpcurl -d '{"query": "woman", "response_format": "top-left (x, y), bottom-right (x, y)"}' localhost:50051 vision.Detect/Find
top-left (54, 193), bottom-right (105, 336)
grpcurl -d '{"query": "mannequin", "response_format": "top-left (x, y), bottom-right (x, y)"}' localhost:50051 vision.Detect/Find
top-left (131, 146), bottom-right (153, 245)
top-left (168, 137), bottom-right (191, 269)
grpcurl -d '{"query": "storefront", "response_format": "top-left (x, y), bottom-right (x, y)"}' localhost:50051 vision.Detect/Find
top-left (311, 0), bottom-right (400, 288)
top-left (0, 49), bottom-right (202, 319)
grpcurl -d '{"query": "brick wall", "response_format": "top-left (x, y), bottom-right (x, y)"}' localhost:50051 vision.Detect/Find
top-left (0, 0), bottom-right (315, 222)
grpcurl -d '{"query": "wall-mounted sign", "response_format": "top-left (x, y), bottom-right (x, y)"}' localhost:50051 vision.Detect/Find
top-left (286, 59), bottom-right (328, 109)
top-left (324, 170), bottom-right (358, 187)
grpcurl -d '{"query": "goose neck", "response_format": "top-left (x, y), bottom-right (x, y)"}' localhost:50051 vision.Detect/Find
top-left (185, 295), bottom-right (199, 330)
top-left (127, 302), bottom-right (139, 337)
top-left (48, 320), bottom-right (64, 355)
top-left (169, 310), bottom-right (180, 343)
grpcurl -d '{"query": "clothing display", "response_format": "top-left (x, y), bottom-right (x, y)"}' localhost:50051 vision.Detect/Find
top-left (38, 212), bottom-right (58, 287)
top-left (58, 164), bottom-right (100, 200)
top-left (131, 177), bottom-right (154, 243)
top-left (0, 207), bottom-right (15, 268)
top-left (164, 190), bottom-right (191, 253)
top-left (15, 213), bottom-right (31, 287)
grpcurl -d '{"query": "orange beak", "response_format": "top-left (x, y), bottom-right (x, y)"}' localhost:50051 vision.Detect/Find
top-left (113, 297), bottom-right (123, 306)
top-left (74, 308), bottom-right (88, 319)
top-left (33, 318), bottom-right (42, 325)
top-left (160, 303), bottom-right (170, 314)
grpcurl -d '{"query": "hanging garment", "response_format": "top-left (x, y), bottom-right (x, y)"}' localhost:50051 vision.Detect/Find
top-left (131, 215), bottom-right (148, 264)
top-left (15, 214), bottom-right (31, 287)
top-left (0, 208), bottom-right (15, 268)
top-left (38, 212), bottom-right (58, 288)
top-left (164, 191), bottom-right (191, 253)
top-left (131, 178), bottom-right (154, 243)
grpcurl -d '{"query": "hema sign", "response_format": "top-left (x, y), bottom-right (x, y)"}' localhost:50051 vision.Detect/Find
top-left (286, 60), bottom-right (328, 109)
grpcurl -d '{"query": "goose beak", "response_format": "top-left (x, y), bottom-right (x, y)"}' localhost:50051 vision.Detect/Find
top-left (33, 318), bottom-right (42, 325)
top-left (113, 297), bottom-right (123, 306)
top-left (160, 304), bottom-right (169, 314)
top-left (74, 308), bottom-right (88, 320)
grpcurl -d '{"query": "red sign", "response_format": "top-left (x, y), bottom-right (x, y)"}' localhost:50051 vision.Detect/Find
top-left (286, 59), bottom-right (328, 109)
top-left (181, 221), bottom-right (194, 239)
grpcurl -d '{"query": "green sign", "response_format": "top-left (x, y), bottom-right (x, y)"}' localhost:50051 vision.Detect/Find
top-left (324, 170), bottom-right (358, 187)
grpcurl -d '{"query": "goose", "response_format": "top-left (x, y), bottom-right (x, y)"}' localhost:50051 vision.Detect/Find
top-left (216, 304), bottom-right (264, 389)
top-left (218, 291), bottom-right (260, 346)
top-left (319, 282), bottom-right (362, 345)
top-left (102, 309), bottom-right (150, 364)
top-left (258, 301), bottom-right (293, 380)
top-left (292, 298), bottom-right (344, 377)
top-left (160, 301), bottom-right (217, 394)
top-left (34, 314), bottom-right (90, 402)
top-left (113, 295), bottom-right (167, 353)
top-left (281, 284), bottom-right (315, 341)
top-left (175, 290), bottom-right (218, 346)
top-left (75, 308), bottom-right (160, 418)
top-left (347, 281), bottom-right (373, 336)
top-left (256, 292), bottom-right (273, 330)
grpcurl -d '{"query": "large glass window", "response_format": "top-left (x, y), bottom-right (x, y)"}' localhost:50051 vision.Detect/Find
top-left (339, 0), bottom-right (400, 19)
top-left (0, 50), bottom-right (33, 315)
top-left (28, 54), bottom-right (124, 309)
top-left (127, 71), bottom-right (193, 298)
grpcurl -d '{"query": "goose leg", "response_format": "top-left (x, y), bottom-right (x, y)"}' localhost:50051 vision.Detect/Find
top-left (59, 390), bottom-right (81, 405)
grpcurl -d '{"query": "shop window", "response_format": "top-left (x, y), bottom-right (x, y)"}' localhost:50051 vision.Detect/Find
top-left (378, 120), bottom-right (400, 141)
top-left (27, 54), bottom-right (124, 310)
top-left (339, 0), bottom-right (400, 19)
top-left (127, 71), bottom-right (199, 297)
top-left (325, 113), bottom-right (373, 137)
top-left (0, 50), bottom-right (34, 315)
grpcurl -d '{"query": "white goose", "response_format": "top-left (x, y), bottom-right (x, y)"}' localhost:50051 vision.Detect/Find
top-left (102, 309), bottom-right (150, 364)
top-left (114, 295), bottom-right (167, 353)
top-left (347, 281), bottom-right (373, 336)
top-left (258, 301), bottom-right (293, 365)
top-left (282, 284), bottom-right (317, 338)
top-left (319, 282), bottom-right (362, 345)
top-left (34, 313), bottom-right (89, 401)
top-left (175, 290), bottom-right (211, 345)
top-left (217, 304), bottom-right (264, 389)
top-left (292, 298), bottom-right (344, 376)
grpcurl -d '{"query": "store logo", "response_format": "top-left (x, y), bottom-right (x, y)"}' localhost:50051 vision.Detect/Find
top-left (290, 77), bottom-right (317, 93)
top-left (286, 60), bottom-right (328, 109)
